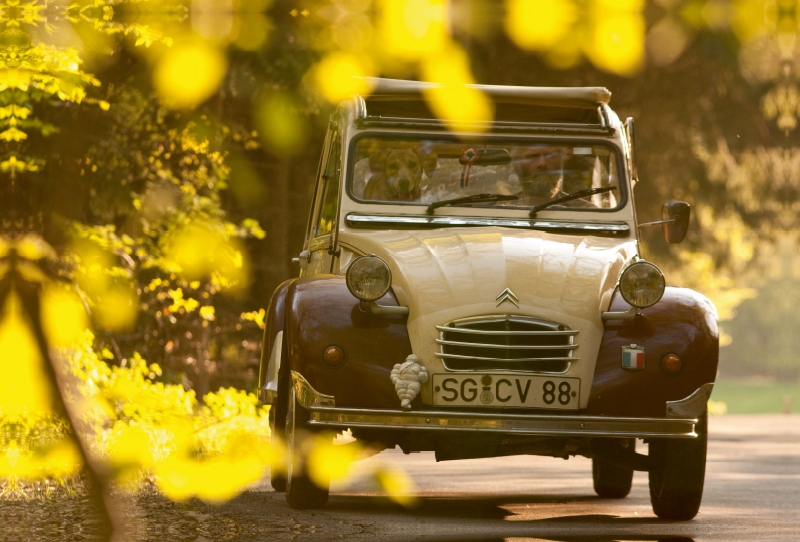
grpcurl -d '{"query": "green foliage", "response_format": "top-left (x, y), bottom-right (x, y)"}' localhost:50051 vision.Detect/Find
top-left (712, 380), bottom-right (800, 414)
top-left (721, 277), bottom-right (800, 380)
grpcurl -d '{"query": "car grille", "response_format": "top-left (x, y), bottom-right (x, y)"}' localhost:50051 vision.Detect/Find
top-left (435, 315), bottom-right (578, 373)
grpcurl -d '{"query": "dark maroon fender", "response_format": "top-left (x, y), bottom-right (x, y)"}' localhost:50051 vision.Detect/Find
top-left (258, 279), bottom-right (292, 392)
top-left (585, 287), bottom-right (719, 418)
top-left (284, 275), bottom-right (413, 409)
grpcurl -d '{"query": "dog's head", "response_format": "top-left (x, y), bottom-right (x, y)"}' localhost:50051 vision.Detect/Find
top-left (369, 148), bottom-right (437, 201)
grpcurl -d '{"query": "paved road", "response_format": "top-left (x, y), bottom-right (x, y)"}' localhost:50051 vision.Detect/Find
top-left (130, 414), bottom-right (800, 541)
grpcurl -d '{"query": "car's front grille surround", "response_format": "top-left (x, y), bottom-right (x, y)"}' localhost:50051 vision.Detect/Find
top-left (435, 315), bottom-right (578, 373)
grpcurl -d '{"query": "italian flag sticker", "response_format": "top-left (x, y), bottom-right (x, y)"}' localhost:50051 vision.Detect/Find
top-left (621, 345), bottom-right (645, 370)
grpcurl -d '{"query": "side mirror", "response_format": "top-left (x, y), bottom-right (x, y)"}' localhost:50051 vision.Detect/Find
top-left (662, 201), bottom-right (690, 243)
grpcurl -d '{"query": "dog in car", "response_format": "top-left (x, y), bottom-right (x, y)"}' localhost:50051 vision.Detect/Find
top-left (364, 147), bottom-right (437, 202)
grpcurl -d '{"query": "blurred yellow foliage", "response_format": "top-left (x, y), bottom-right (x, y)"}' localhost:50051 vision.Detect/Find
top-left (15, 235), bottom-right (57, 261)
top-left (730, 0), bottom-right (772, 42)
top-left (314, 52), bottom-right (375, 103)
top-left (155, 453), bottom-right (264, 503)
top-left (40, 285), bottom-right (88, 347)
top-left (255, 92), bottom-right (308, 154)
top-left (503, 0), bottom-right (645, 75)
top-left (0, 440), bottom-right (81, 482)
top-left (240, 308), bottom-right (265, 329)
top-left (199, 305), bottom-right (216, 321)
top-left (306, 434), bottom-right (361, 487)
top-left (421, 44), bottom-right (494, 131)
top-left (233, 13), bottom-right (272, 50)
top-left (588, 9), bottom-right (645, 75)
top-left (379, 0), bottom-right (448, 59)
top-left (153, 43), bottom-right (227, 109)
top-left (0, 291), bottom-right (83, 487)
top-left (0, 293), bottom-right (54, 412)
top-left (505, 0), bottom-right (577, 50)
top-left (375, 466), bottom-right (418, 506)
top-left (707, 399), bottom-right (728, 415)
top-left (674, 249), bottom-right (757, 321)
top-left (93, 284), bottom-right (138, 331)
top-left (162, 221), bottom-right (248, 290)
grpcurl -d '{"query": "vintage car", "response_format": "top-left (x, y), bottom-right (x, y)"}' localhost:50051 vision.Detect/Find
top-left (258, 78), bottom-right (718, 518)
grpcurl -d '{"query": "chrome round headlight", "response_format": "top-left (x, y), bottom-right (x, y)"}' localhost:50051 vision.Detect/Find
top-left (619, 261), bottom-right (665, 308)
top-left (346, 255), bottom-right (392, 302)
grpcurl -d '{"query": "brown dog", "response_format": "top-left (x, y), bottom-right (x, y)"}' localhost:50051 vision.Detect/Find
top-left (364, 148), bottom-right (437, 202)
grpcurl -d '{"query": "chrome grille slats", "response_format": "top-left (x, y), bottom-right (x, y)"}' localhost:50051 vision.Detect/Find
top-left (436, 315), bottom-right (577, 373)
top-left (434, 325), bottom-right (576, 336)
top-left (437, 353), bottom-right (575, 362)
top-left (435, 339), bottom-right (579, 350)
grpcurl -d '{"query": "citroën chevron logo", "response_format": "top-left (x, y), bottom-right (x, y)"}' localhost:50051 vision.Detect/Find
top-left (495, 287), bottom-right (520, 307)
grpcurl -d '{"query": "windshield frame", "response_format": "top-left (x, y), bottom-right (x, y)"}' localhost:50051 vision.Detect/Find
top-left (344, 131), bottom-right (630, 214)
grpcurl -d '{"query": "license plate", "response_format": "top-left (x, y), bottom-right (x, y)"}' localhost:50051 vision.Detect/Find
top-left (431, 373), bottom-right (580, 409)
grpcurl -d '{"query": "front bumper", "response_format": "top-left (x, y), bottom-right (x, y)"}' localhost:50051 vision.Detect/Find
top-left (307, 406), bottom-right (697, 439)
top-left (288, 370), bottom-right (704, 440)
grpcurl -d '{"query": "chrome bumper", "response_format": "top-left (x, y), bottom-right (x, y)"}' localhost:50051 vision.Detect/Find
top-left (307, 406), bottom-right (698, 439)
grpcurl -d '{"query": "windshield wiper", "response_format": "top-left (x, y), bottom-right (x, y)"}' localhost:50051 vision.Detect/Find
top-left (427, 193), bottom-right (519, 214)
top-left (529, 186), bottom-right (618, 218)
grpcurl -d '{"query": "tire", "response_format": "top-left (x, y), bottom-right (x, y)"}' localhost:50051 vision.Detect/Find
top-left (268, 339), bottom-right (291, 493)
top-left (268, 405), bottom-right (287, 492)
top-left (648, 412), bottom-right (708, 520)
top-left (284, 388), bottom-right (330, 509)
top-left (592, 438), bottom-right (635, 498)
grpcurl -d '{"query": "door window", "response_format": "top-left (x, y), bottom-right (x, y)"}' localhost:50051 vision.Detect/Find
top-left (314, 129), bottom-right (341, 238)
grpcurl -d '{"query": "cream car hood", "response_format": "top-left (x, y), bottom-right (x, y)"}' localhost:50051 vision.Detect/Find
top-left (339, 228), bottom-right (636, 320)
top-left (337, 227), bottom-right (638, 408)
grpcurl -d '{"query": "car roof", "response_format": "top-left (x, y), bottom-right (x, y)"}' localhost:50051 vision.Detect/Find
top-left (363, 77), bottom-right (612, 107)
top-left (346, 79), bottom-right (617, 134)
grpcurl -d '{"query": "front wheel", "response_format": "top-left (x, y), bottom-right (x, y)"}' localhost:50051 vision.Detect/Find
top-left (284, 388), bottom-right (330, 509)
top-left (648, 412), bottom-right (708, 520)
top-left (268, 404), bottom-right (287, 492)
top-left (268, 340), bottom-right (291, 492)
top-left (592, 438), bottom-right (635, 498)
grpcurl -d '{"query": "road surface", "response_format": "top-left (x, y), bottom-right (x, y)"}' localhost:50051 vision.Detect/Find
top-left (129, 414), bottom-right (800, 541)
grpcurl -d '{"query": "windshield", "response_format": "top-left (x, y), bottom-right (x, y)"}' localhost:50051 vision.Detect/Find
top-left (348, 136), bottom-right (623, 211)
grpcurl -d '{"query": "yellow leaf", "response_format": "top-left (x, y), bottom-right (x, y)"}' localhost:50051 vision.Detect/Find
top-left (587, 12), bottom-right (645, 75)
top-left (420, 45), bottom-right (494, 131)
top-left (40, 440), bottom-right (83, 479)
top-left (41, 285), bottom-right (89, 347)
top-left (108, 425), bottom-right (154, 468)
top-left (313, 53), bottom-right (375, 104)
top-left (94, 284), bottom-right (138, 331)
top-left (16, 234), bottom-right (57, 260)
top-left (0, 292), bottom-right (56, 412)
top-left (375, 466), bottom-right (417, 506)
top-left (0, 127), bottom-right (27, 141)
top-left (306, 435), bottom-right (361, 487)
top-left (255, 93), bottom-right (307, 154)
top-left (504, 0), bottom-right (577, 51)
top-left (153, 43), bottom-right (227, 110)
top-left (378, 0), bottom-right (448, 59)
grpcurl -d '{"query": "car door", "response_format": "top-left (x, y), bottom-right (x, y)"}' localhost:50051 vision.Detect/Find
top-left (301, 121), bottom-right (341, 277)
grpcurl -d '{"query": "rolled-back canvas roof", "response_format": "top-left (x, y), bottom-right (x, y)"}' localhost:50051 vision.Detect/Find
top-left (363, 77), bottom-right (612, 107)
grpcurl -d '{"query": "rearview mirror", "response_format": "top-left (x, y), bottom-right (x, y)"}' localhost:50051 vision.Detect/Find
top-left (662, 201), bottom-right (690, 243)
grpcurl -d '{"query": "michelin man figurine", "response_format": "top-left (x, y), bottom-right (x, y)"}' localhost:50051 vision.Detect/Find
top-left (390, 354), bottom-right (428, 409)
